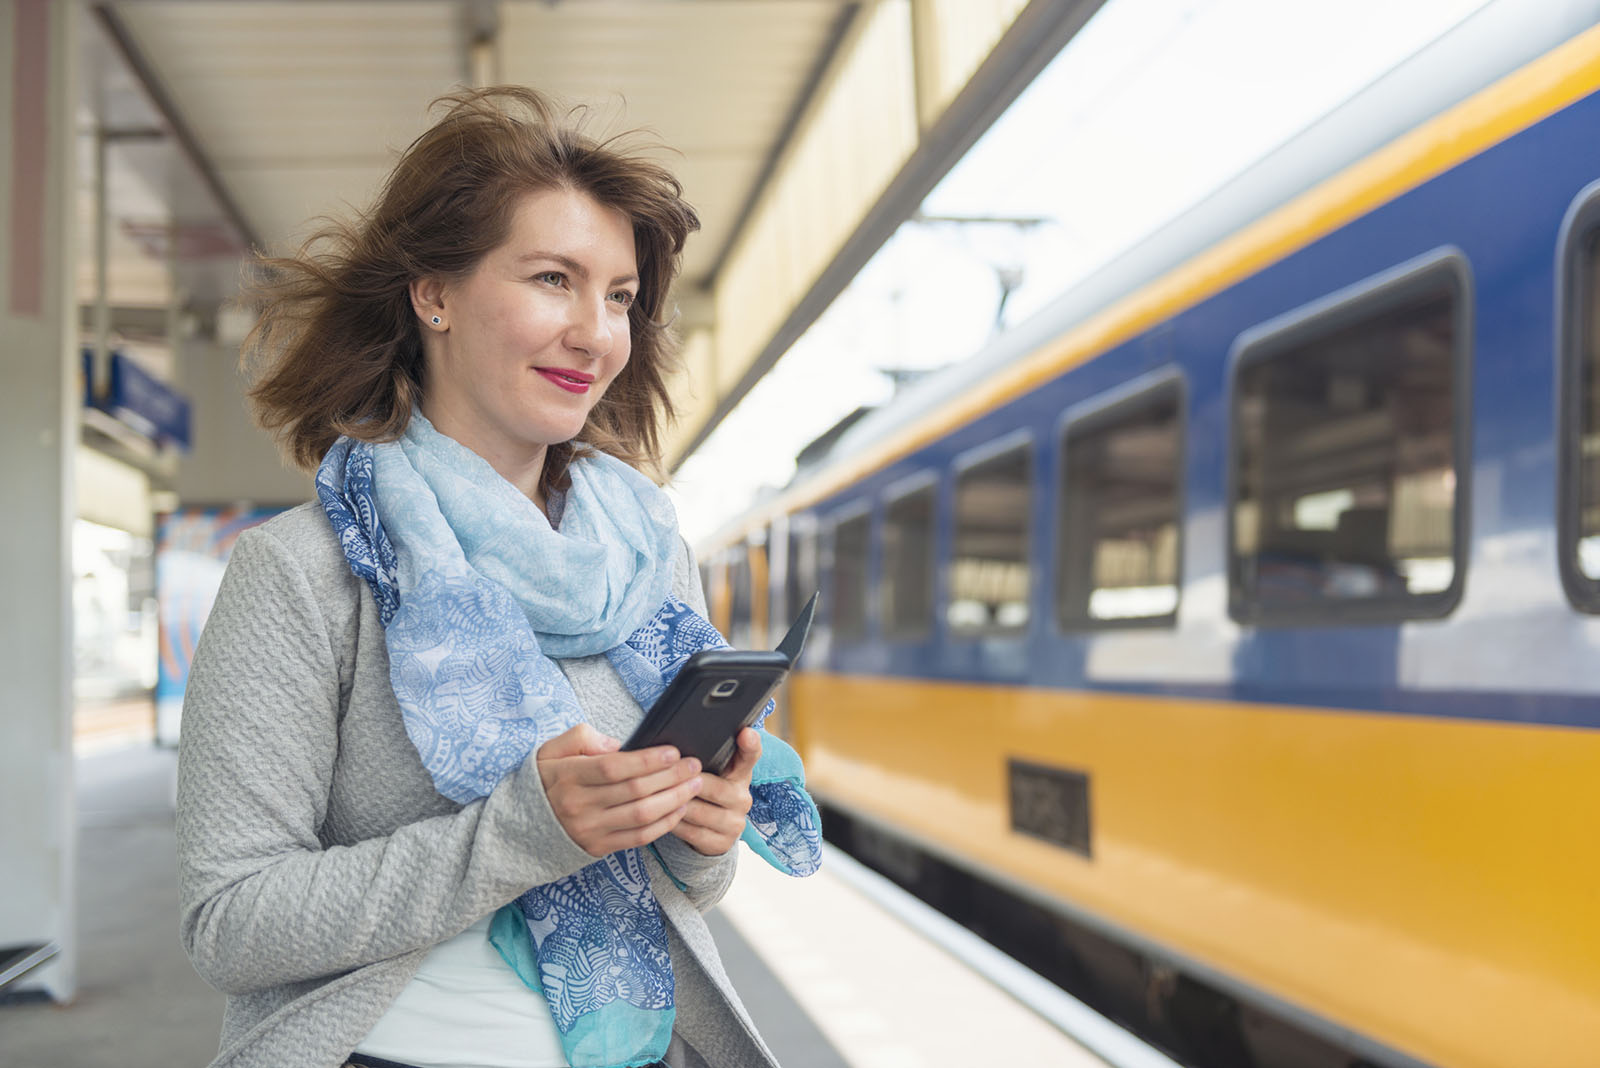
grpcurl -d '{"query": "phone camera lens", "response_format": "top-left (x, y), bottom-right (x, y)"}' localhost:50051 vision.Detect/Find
top-left (709, 679), bottom-right (739, 699)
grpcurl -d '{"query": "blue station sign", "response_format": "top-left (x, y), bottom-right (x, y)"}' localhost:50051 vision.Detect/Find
top-left (82, 348), bottom-right (192, 450)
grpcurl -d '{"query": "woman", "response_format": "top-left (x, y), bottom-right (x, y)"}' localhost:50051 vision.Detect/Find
top-left (176, 87), bottom-right (821, 1068)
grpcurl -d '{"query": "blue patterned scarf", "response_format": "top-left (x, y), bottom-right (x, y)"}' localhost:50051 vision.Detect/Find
top-left (316, 414), bottom-right (821, 1068)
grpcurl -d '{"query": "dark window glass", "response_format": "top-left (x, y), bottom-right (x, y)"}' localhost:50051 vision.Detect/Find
top-left (729, 548), bottom-right (753, 648)
top-left (1567, 231), bottom-right (1600, 604)
top-left (950, 443), bottom-right (1032, 634)
top-left (1231, 267), bottom-right (1462, 622)
top-left (1058, 384), bottom-right (1182, 628)
top-left (831, 512), bottom-right (871, 638)
top-left (881, 483), bottom-right (936, 637)
top-left (787, 517), bottom-right (817, 627)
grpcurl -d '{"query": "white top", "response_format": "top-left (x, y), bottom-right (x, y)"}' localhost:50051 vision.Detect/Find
top-left (354, 916), bottom-right (568, 1068)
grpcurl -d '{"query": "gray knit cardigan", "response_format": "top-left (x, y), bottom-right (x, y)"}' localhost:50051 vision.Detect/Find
top-left (176, 502), bottom-right (782, 1068)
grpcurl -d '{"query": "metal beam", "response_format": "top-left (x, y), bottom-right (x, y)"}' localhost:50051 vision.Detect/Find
top-left (670, 0), bottom-right (1111, 470)
top-left (698, 1), bottom-right (863, 290)
top-left (91, 4), bottom-right (263, 253)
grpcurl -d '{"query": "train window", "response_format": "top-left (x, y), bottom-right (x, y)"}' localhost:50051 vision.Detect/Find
top-left (1559, 183), bottom-right (1600, 611)
top-left (1229, 250), bottom-right (1469, 623)
top-left (787, 514), bottom-right (819, 630)
top-left (728, 547), bottom-right (754, 648)
top-left (1057, 375), bottom-right (1183, 629)
top-left (950, 437), bottom-right (1033, 635)
top-left (830, 510), bottom-right (871, 639)
top-left (881, 479), bottom-right (937, 638)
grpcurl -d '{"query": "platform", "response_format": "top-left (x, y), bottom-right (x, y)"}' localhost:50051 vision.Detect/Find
top-left (0, 740), bottom-right (1113, 1068)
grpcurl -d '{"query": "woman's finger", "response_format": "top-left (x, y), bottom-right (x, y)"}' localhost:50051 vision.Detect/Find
top-left (679, 797), bottom-right (745, 832)
top-left (578, 757), bottom-right (701, 808)
top-left (585, 771), bottom-right (703, 836)
top-left (686, 771), bottom-right (751, 816)
top-left (568, 745), bottom-right (685, 787)
top-left (720, 728), bottom-right (762, 784)
top-left (536, 722), bottom-right (620, 762)
top-left (592, 803), bottom-right (693, 855)
top-left (671, 799), bottom-right (744, 855)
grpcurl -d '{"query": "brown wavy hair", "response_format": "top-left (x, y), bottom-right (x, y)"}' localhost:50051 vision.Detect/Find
top-left (243, 86), bottom-right (700, 494)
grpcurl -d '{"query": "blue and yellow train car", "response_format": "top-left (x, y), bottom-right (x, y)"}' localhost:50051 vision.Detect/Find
top-left (701, 7), bottom-right (1600, 1068)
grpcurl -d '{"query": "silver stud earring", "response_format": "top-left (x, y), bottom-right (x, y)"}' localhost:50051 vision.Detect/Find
top-left (431, 316), bottom-right (442, 325)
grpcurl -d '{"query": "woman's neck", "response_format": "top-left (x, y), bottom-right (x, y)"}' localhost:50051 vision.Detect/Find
top-left (416, 406), bottom-right (549, 512)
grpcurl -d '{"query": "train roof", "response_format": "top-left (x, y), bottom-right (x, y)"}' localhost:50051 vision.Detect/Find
top-left (700, 0), bottom-right (1600, 553)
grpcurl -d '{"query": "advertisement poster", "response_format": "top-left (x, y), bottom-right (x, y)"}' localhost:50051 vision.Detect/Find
top-left (154, 506), bottom-right (280, 745)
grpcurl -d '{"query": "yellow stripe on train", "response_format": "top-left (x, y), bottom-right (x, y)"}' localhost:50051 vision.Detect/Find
top-left (790, 671), bottom-right (1600, 1068)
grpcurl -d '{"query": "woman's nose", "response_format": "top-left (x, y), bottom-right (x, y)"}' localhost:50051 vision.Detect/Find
top-left (566, 295), bottom-right (614, 358)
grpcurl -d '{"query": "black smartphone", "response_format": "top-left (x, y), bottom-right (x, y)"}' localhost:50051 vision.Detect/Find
top-left (623, 592), bottom-right (817, 775)
top-left (623, 650), bottom-right (790, 774)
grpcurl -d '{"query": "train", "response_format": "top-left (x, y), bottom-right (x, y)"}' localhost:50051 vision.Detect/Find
top-left (693, 5), bottom-right (1600, 1068)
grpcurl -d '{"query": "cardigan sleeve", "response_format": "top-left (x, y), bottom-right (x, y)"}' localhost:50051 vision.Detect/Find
top-left (647, 534), bottom-right (741, 911)
top-left (176, 526), bottom-right (599, 996)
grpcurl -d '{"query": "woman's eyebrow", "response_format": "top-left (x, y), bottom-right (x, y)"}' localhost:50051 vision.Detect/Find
top-left (515, 250), bottom-right (638, 287)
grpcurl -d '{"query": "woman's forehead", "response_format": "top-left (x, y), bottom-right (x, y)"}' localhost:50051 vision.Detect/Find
top-left (500, 187), bottom-right (637, 271)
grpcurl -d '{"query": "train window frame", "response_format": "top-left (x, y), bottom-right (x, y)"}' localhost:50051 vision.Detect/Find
top-left (827, 503), bottom-right (873, 641)
top-left (948, 430), bottom-right (1036, 639)
top-left (767, 513), bottom-right (790, 638)
top-left (1054, 370), bottom-right (1187, 632)
top-left (879, 472), bottom-right (939, 640)
top-left (1225, 247), bottom-right (1473, 626)
top-left (1557, 179), bottom-right (1600, 613)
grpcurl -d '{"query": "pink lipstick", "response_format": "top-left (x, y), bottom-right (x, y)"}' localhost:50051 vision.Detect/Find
top-left (535, 367), bottom-right (594, 394)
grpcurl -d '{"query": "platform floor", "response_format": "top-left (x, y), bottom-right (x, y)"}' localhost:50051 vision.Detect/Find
top-left (0, 734), bottom-right (1104, 1068)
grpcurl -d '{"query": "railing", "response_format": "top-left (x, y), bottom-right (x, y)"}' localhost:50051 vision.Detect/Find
top-left (0, 942), bottom-right (59, 995)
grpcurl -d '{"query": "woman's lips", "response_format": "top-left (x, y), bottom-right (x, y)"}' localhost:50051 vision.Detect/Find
top-left (535, 368), bottom-right (593, 394)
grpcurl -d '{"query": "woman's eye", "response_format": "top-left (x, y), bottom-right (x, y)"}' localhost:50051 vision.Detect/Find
top-left (534, 271), bottom-right (564, 286)
top-left (609, 290), bottom-right (636, 308)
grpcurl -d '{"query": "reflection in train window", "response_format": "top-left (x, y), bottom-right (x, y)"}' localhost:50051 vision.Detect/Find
top-left (1574, 244), bottom-right (1600, 578)
top-left (881, 481), bottom-right (936, 638)
top-left (950, 441), bottom-right (1032, 635)
top-left (1058, 380), bottom-right (1182, 628)
top-left (831, 511), bottom-right (871, 638)
top-left (1582, 242), bottom-right (1600, 581)
top-left (1230, 254), bottom-right (1466, 623)
top-left (1561, 212), bottom-right (1600, 610)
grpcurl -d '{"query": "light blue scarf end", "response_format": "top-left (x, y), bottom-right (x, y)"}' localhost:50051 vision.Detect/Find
top-left (489, 903), bottom-right (543, 994)
top-left (744, 734), bottom-right (823, 877)
top-left (490, 905), bottom-right (675, 1067)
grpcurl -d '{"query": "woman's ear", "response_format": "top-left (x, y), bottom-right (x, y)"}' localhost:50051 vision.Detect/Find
top-left (410, 278), bottom-right (448, 331)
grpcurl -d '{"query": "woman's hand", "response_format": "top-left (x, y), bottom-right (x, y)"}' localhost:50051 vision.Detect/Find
top-left (536, 724), bottom-right (703, 857)
top-left (670, 728), bottom-right (760, 856)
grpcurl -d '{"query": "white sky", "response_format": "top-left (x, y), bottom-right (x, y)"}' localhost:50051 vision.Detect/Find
top-left (669, 0), bottom-right (1494, 544)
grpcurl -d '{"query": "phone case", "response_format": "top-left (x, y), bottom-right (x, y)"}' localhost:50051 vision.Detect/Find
top-left (624, 650), bottom-right (789, 773)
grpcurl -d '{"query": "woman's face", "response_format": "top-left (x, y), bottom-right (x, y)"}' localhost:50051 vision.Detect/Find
top-left (417, 186), bottom-right (638, 485)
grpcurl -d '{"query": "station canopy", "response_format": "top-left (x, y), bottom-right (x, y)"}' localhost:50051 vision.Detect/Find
top-left (92, 0), bottom-right (1095, 464)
